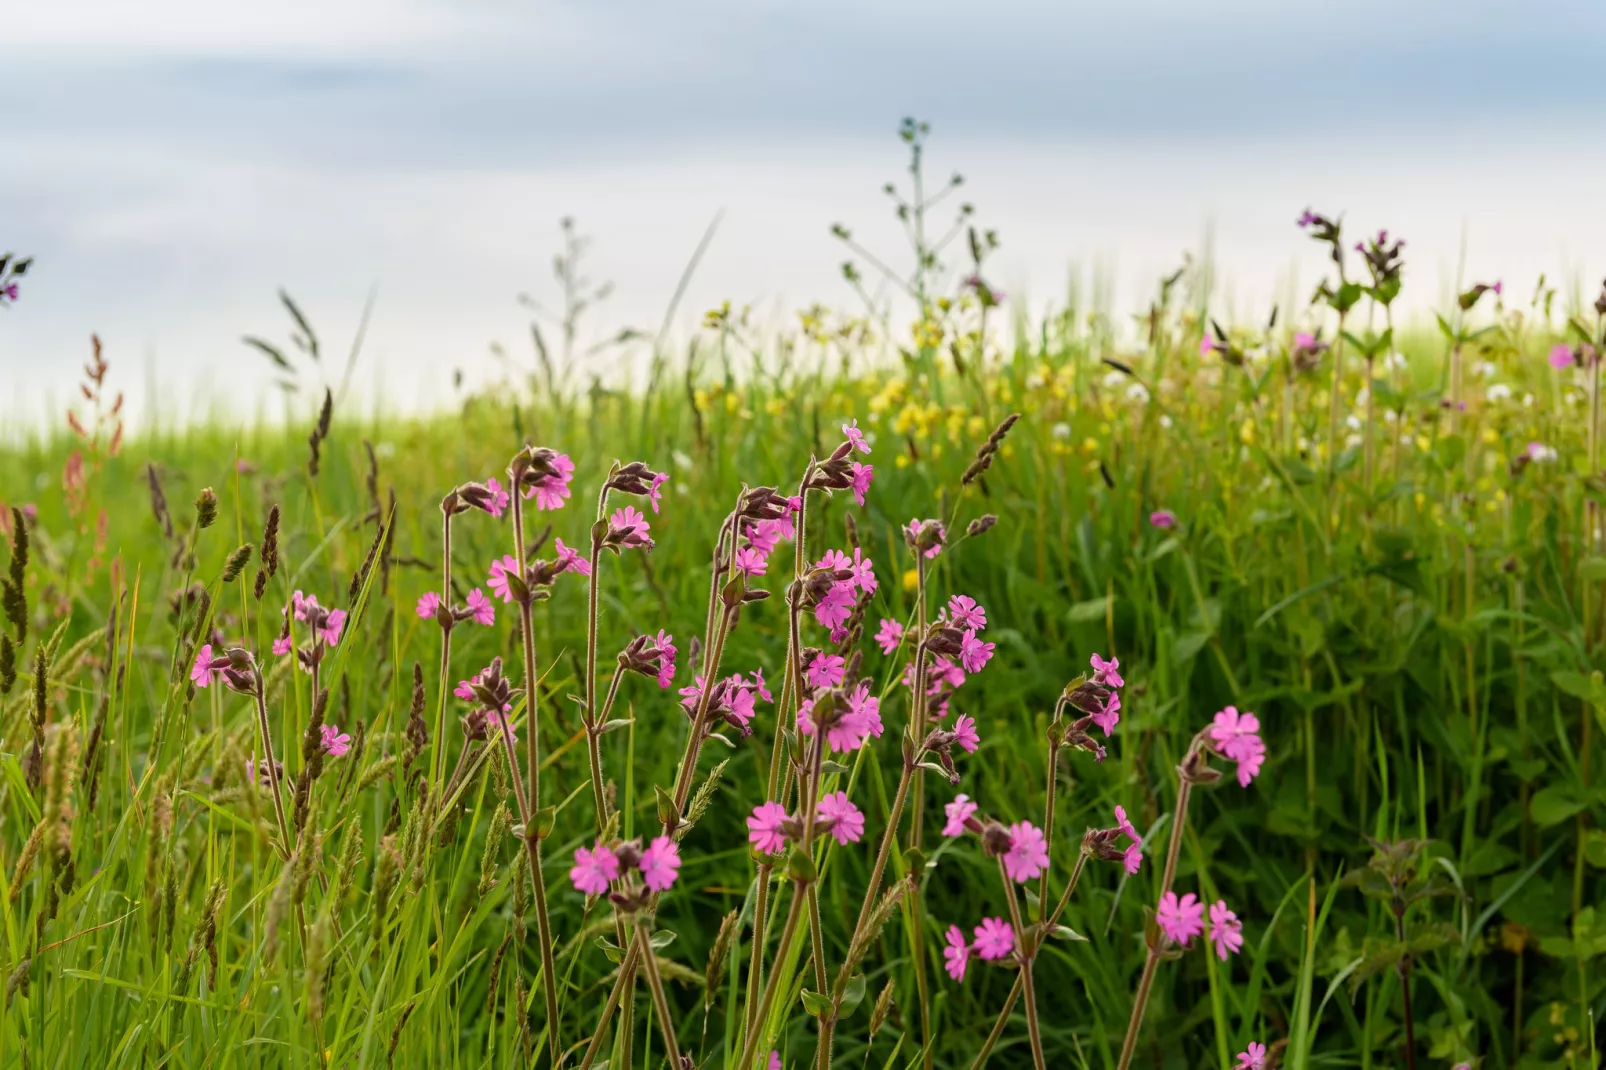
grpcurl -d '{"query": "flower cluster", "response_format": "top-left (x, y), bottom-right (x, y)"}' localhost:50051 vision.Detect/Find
top-left (1085, 805), bottom-right (1144, 875)
top-left (747, 791), bottom-right (867, 852)
top-left (570, 835), bottom-right (682, 896)
top-left (1156, 891), bottom-right (1243, 961)
top-left (795, 679), bottom-right (884, 753)
top-left (1206, 706), bottom-right (1266, 787)
top-left (268, 590), bottom-right (347, 671)
top-left (618, 630), bottom-right (677, 689)
top-left (679, 670), bottom-right (769, 737)
top-left (942, 917), bottom-right (1016, 982)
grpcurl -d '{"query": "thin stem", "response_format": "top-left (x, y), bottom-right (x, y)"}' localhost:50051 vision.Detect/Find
top-left (578, 933), bottom-right (643, 1070)
top-left (430, 509), bottom-right (454, 797)
top-left (743, 864), bottom-right (773, 1044)
top-left (250, 668), bottom-right (293, 859)
top-left (997, 859), bottom-right (1045, 1070)
top-left (737, 884), bottom-right (808, 1070)
top-left (636, 918), bottom-right (683, 1069)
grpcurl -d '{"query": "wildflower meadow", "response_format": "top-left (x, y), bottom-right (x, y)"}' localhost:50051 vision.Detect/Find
top-left (0, 125), bottom-right (1602, 1069)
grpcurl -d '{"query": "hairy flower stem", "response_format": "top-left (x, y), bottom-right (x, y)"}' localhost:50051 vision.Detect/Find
top-left (250, 667), bottom-right (293, 860)
top-left (743, 863), bottom-right (774, 1043)
top-left (430, 509), bottom-right (454, 799)
top-left (509, 494), bottom-right (563, 1069)
top-left (1115, 758), bottom-right (1197, 1070)
top-left (1035, 702), bottom-right (1068, 921)
top-left (997, 859), bottom-right (1046, 1070)
top-left (635, 918), bottom-right (683, 1067)
top-left (578, 932), bottom-right (644, 1070)
top-left (908, 555), bottom-right (934, 1070)
top-left (583, 480), bottom-right (612, 828)
top-left (737, 883), bottom-right (809, 1070)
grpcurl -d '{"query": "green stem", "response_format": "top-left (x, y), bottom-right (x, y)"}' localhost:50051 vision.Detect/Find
top-left (997, 859), bottom-right (1046, 1070)
top-left (636, 918), bottom-right (683, 1068)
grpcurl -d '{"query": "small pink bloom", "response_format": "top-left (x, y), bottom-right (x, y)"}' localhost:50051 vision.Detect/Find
top-left (320, 723), bottom-right (352, 757)
top-left (484, 477), bottom-right (510, 518)
top-left (953, 714), bottom-right (980, 753)
top-left (1199, 335), bottom-right (1217, 358)
top-left (485, 708), bottom-right (517, 744)
top-left (1113, 805), bottom-right (1139, 843)
top-left (903, 518), bottom-right (946, 558)
top-left (734, 546), bottom-right (768, 576)
top-left (487, 555), bottom-right (520, 602)
top-left (816, 791), bottom-right (865, 845)
top-left (943, 794), bottom-right (978, 837)
top-left (752, 666), bottom-right (772, 703)
top-left (1233, 734), bottom-right (1267, 787)
top-left (415, 591), bottom-right (441, 619)
top-left (746, 519), bottom-right (784, 555)
top-left (648, 472), bottom-right (668, 514)
top-left (655, 631), bottom-right (678, 688)
top-left (1551, 342), bottom-right (1576, 369)
top-left (1002, 822), bottom-right (1049, 883)
top-left (1208, 707), bottom-right (1262, 759)
top-left (1091, 691), bottom-right (1121, 736)
top-left (875, 618), bottom-right (904, 655)
top-left (842, 418), bottom-right (870, 454)
top-left (1156, 891), bottom-right (1205, 946)
top-left (526, 453), bottom-right (576, 511)
top-left (1090, 653), bottom-right (1123, 689)
top-left (554, 537), bottom-right (591, 576)
top-left (943, 925), bottom-right (971, 981)
top-left (947, 595), bottom-right (986, 631)
top-left (848, 547), bottom-right (876, 593)
top-left (1293, 331), bottom-right (1317, 349)
top-left (958, 631), bottom-right (994, 674)
top-left (1209, 900), bottom-right (1243, 960)
top-left (747, 801), bottom-right (791, 854)
top-left (319, 609), bottom-right (347, 646)
top-left (845, 682), bottom-right (882, 738)
top-left (769, 1052), bottom-right (783, 1070)
top-left (291, 590), bottom-right (312, 621)
top-left (1123, 842), bottom-right (1143, 875)
top-left (609, 505), bottom-right (653, 549)
top-left (813, 583), bottom-right (856, 631)
top-left (850, 462), bottom-right (874, 506)
top-left (1149, 509), bottom-right (1177, 529)
top-left (1236, 1042), bottom-right (1267, 1069)
top-left (972, 917), bottom-right (1014, 960)
top-left (569, 841), bottom-right (620, 895)
top-left (190, 643), bottom-right (221, 687)
top-left (638, 835), bottom-right (681, 891)
top-left (806, 653), bottom-right (846, 690)
top-left (465, 587), bottom-right (496, 626)
top-left (272, 634), bottom-right (293, 657)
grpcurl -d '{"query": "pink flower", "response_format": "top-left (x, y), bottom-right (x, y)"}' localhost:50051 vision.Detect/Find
top-left (752, 666), bottom-right (772, 703)
top-left (416, 591), bottom-right (441, 619)
top-left (847, 548), bottom-right (876, 593)
top-left (1199, 335), bottom-right (1217, 358)
top-left (813, 583), bottom-right (856, 631)
top-left (319, 609), bottom-right (347, 646)
top-left (943, 925), bottom-right (971, 981)
top-left (1294, 331), bottom-right (1317, 349)
top-left (465, 588), bottom-right (496, 626)
top-left (943, 794), bottom-right (978, 837)
top-left (1090, 653), bottom-right (1123, 689)
top-left (638, 835), bottom-right (681, 891)
top-left (554, 537), bottom-right (591, 576)
top-left (734, 546), bottom-right (768, 576)
top-left (483, 477), bottom-right (511, 518)
top-left (1002, 822), bottom-right (1049, 883)
top-left (972, 917), bottom-right (1014, 961)
top-left (655, 631), bottom-right (678, 688)
top-left (291, 590), bottom-right (312, 621)
top-left (1208, 900), bottom-right (1243, 960)
top-left (769, 1052), bottom-right (783, 1070)
top-left (1209, 707), bottom-right (1260, 755)
top-left (569, 841), bottom-right (620, 895)
top-left (487, 555), bottom-right (520, 602)
top-left (953, 714), bottom-right (980, 753)
top-left (816, 791), bottom-right (865, 845)
top-left (485, 709), bottom-right (517, 744)
top-left (191, 643), bottom-right (221, 687)
top-left (726, 683), bottom-right (757, 730)
top-left (1156, 891), bottom-right (1205, 946)
top-left (904, 518), bottom-right (945, 558)
top-left (958, 631), bottom-right (995, 674)
top-left (850, 462), bottom-right (874, 506)
top-left (806, 653), bottom-right (846, 690)
top-left (648, 472), bottom-right (668, 513)
top-left (1551, 342), bottom-right (1576, 369)
top-left (842, 418), bottom-right (870, 454)
top-left (1149, 509), bottom-right (1177, 529)
top-left (526, 453), bottom-right (576, 511)
top-left (746, 519), bottom-right (784, 555)
top-left (609, 506), bottom-right (653, 549)
top-left (1091, 691), bottom-right (1121, 736)
top-left (875, 618), bottom-right (904, 654)
top-left (929, 656), bottom-right (966, 690)
top-left (320, 724), bottom-right (352, 757)
top-left (747, 801), bottom-right (790, 854)
top-left (1114, 804), bottom-right (1138, 842)
top-left (1232, 734), bottom-right (1267, 787)
top-left (845, 682), bottom-right (882, 738)
top-left (1236, 1042), bottom-right (1267, 1069)
top-left (272, 634), bottom-right (293, 657)
top-left (947, 595), bottom-right (986, 631)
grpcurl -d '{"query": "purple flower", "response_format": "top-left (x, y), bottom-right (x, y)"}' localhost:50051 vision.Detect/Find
top-left (526, 453), bottom-right (576, 511)
top-left (1296, 208), bottom-right (1317, 227)
top-left (769, 1053), bottom-right (783, 1070)
top-left (734, 546), bottom-right (769, 576)
top-left (806, 653), bottom-right (846, 690)
top-left (272, 634), bottom-right (293, 657)
top-left (947, 595), bottom-right (987, 631)
top-left (1208, 899), bottom-right (1243, 960)
top-left (1091, 691), bottom-right (1121, 736)
top-left (191, 643), bottom-right (222, 688)
top-left (943, 794), bottom-right (978, 837)
top-left (1236, 1043), bottom-right (1267, 1070)
top-left (483, 477), bottom-right (511, 518)
top-left (972, 918), bottom-right (1014, 961)
top-left (608, 506), bottom-right (654, 550)
top-left (850, 462), bottom-right (874, 506)
top-left (943, 925), bottom-right (971, 981)
top-left (953, 714), bottom-right (980, 753)
top-left (752, 666), bottom-right (772, 703)
top-left (320, 723), bottom-right (352, 757)
top-left (842, 418), bottom-right (871, 454)
top-left (487, 555), bottom-right (520, 602)
top-left (816, 791), bottom-right (865, 845)
top-left (1551, 343), bottom-right (1576, 369)
top-left (813, 583), bottom-right (856, 631)
top-left (847, 548), bottom-right (876, 593)
top-left (638, 836), bottom-right (682, 891)
top-left (1002, 822), bottom-right (1049, 883)
top-left (903, 518), bottom-right (946, 559)
top-left (1149, 509), bottom-right (1177, 530)
top-left (570, 841), bottom-right (620, 895)
top-left (1156, 891), bottom-right (1205, 946)
top-left (554, 537), bottom-right (591, 576)
top-left (648, 472), bottom-right (668, 514)
top-left (747, 801), bottom-right (790, 854)
top-left (465, 588), bottom-right (495, 626)
top-left (1208, 707), bottom-right (1261, 759)
top-left (874, 618), bottom-right (904, 655)
top-left (654, 631), bottom-right (677, 688)
top-left (416, 591), bottom-right (441, 619)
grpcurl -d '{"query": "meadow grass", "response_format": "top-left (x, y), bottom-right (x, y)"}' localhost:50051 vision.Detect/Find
top-left (1, 164), bottom-right (1604, 1070)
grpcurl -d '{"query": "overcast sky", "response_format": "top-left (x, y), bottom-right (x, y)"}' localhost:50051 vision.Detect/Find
top-left (5, 0), bottom-right (1604, 431)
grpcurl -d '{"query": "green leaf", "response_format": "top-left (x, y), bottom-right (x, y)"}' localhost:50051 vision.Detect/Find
top-left (533, 806), bottom-right (557, 840)
top-left (654, 785), bottom-right (679, 826)
top-left (787, 845), bottom-right (817, 883)
top-left (1066, 598), bottom-right (1108, 623)
top-left (840, 972), bottom-right (868, 1014)
top-left (649, 929), bottom-right (677, 949)
top-left (1530, 784), bottom-right (1588, 827)
top-left (800, 989), bottom-right (832, 1017)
